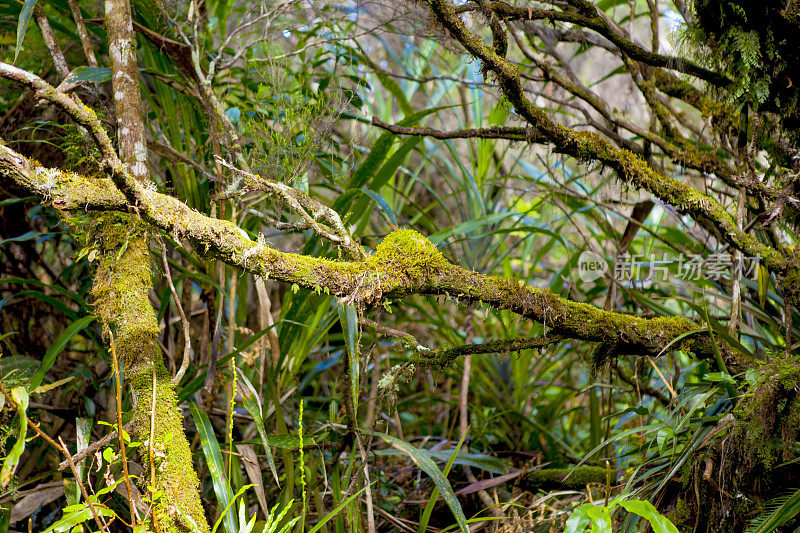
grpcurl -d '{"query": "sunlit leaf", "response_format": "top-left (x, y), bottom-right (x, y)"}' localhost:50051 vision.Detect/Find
top-left (235, 367), bottom-right (279, 486)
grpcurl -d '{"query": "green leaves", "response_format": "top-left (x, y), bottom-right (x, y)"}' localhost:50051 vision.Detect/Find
top-left (338, 303), bottom-right (360, 419)
top-left (565, 497), bottom-right (678, 533)
top-left (64, 66), bottom-right (112, 85)
top-left (745, 488), bottom-right (800, 533)
top-left (29, 315), bottom-right (95, 391)
top-left (235, 367), bottom-right (279, 486)
top-left (378, 433), bottom-right (468, 533)
top-left (0, 386), bottom-right (28, 488)
top-left (618, 500), bottom-right (679, 533)
top-left (15, 0), bottom-right (39, 61)
top-left (417, 431), bottom-right (467, 533)
top-left (189, 402), bottom-right (237, 533)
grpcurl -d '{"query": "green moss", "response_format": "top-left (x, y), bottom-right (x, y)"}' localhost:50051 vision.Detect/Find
top-left (368, 229), bottom-right (447, 282)
top-left (90, 215), bottom-right (210, 532)
top-left (733, 355), bottom-right (800, 468)
top-left (525, 466), bottom-right (613, 489)
top-left (667, 498), bottom-right (692, 530)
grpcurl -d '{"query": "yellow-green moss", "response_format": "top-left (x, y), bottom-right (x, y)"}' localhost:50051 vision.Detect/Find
top-left (90, 214), bottom-right (210, 533)
top-left (368, 229), bottom-right (448, 286)
top-left (525, 466), bottom-right (613, 488)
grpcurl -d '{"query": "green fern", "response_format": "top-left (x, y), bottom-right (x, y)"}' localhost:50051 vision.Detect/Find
top-left (745, 488), bottom-right (800, 533)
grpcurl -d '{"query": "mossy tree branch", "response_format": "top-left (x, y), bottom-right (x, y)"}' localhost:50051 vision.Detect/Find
top-left (454, 0), bottom-right (728, 86)
top-left (105, 0), bottom-right (211, 529)
top-left (0, 144), bottom-right (725, 361)
top-left (422, 0), bottom-right (791, 278)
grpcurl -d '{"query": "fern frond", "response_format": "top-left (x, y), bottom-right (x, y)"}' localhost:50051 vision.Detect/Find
top-left (745, 488), bottom-right (800, 533)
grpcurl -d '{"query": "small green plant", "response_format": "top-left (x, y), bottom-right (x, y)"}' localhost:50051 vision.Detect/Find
top-left (565, 495), bottom-right (679, 533)
top-left (239, 49), bottom-right (344, 195)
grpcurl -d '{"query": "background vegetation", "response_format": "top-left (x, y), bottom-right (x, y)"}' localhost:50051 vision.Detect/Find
top-left (1, 0), bottom-right (799, 531)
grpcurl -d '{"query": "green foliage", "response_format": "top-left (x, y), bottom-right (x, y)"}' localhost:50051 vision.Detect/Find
top-left (566, 496), bottom-right (679, 533)
top-left (240, 54), bottom-right (345, 193)
top-left (6, 0), bottom-right (800, 531)
top-left (745, 488), bottom-right (800, 533)
top-left (379, 433), bottom-right (469, 533)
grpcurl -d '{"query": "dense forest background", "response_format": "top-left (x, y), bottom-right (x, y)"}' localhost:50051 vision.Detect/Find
top-left (1, 0), bottom-right (800, 531)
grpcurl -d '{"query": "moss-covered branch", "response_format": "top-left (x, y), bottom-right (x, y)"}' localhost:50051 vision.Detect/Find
top-left (424, 0), bottom-right (790, 276)
top-left (455, 0), bottom-right (728, 86)
top-left (0, 148), bottom-right (725, 360)
top-left (90, 222), bottom-right (208, 532)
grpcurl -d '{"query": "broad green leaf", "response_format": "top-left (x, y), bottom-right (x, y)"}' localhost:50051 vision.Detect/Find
top-left (42, 505), bottom-right (116, 533)
top-left (29, 315), bottom-right (95, 391)
top-left (189, 402), bottom-right (236, 533)
top-left (64, 66), bottom-right (112, 85)
top-left (0, 231), bottom-right (40, 244)
top-left (0, 196), bottom-right (36, 207)
top-left (264, 433), bottom-right (315, 448)
top-left (235, 367), bottom-right (279, 486)
top-left (15, 0), bottom-right (39, 61)
top-left (338, 303), bottom-right (360, 419)
top-left (379, 433), bottom-right (468, 533)
top-left (418, 432), bottom-right (468, 533)
top-left (565, 505), bottom-right (593, 533)
top-left (758, 264), bottom-right (769, 307)
top-left (0, 386), bottom-right (28, 487)
top-left (619, 500), bottom-right (679, 533)
top-left (33, 375), bottom-right (74, 394)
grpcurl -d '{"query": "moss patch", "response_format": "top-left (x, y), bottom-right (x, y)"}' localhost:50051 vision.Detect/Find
top-left (524, 466), bottom-right (613, 489)
top-left (90, 214), bottom-right (209, 532)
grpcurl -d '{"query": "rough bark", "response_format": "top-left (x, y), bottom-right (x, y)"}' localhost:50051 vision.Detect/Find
top-left (101, 0), bottom-right (209, 528)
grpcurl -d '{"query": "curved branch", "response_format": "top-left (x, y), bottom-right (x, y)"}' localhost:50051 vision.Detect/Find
top-left (1, 144), bottom-right (722, 360)
top-left (424, 0), bottom-right (789, 275)
top-left (455, 1), bottom-right (728, 86)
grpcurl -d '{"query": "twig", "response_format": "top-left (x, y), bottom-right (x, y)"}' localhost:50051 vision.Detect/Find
top-left (160, 240), bottom-right (193, 385)
top-left (58, 420), bottom-right (137, 470)
top-left (216, 157), bottom-right (366, 260)
top-left (33, 5), bottom-right (69, 80)
top-left (58, 436), bottom-right (110, 532)
top-left (67, 0), bottom-right (99, 68)
top-left (149, 364), bottom-right (161, 533)
top-left (108, 329), bottom-right (138, 525)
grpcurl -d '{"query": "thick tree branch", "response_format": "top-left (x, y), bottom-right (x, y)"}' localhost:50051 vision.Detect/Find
top-left (424, 0), bottom-right (790, 276)
top-left (0, 145), bottom-right (722, 360)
